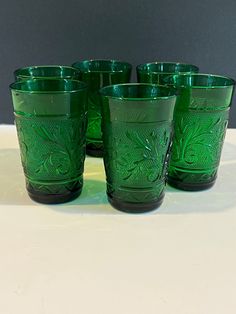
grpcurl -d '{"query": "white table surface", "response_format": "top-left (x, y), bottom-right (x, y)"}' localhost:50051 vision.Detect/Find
top-left (0, 125), bottom-right (236, 314)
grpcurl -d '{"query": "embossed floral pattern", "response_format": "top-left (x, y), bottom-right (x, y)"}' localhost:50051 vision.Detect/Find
top-left (86, 93), bottom-right (102, 140)
top-left (104, 122), bottom-right (172, 203)
top-left (16, 116), bottom-right (86, 195)
top-left (168, 110), bottom-right (228, 183)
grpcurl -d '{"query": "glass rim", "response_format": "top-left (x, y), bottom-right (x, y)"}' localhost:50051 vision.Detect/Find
top-left (10, 78), bottom-right (88, 94)
top-left (99, 83), bottom-right (176, 101)
top-left (173, 73), bottom-right (235, 89)
top-left (14, 65), bottom-right (81, 79)
top-left (72, 59), bottom-right (132, 73)
top-left (136, 61), bottom-right (199, 74)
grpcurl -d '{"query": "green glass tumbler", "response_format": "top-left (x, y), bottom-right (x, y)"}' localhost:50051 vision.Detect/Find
top-left (14, 65), bottom-right (81, 80)
top-left (167, 74), bottom-right (235, 191)
top-left (72, 60), bottom-right (132, 157)
top-left (136, 62), bottom-right (199, 85)
top-left (10, 79), bottom-right (88, 204)
top-left (100, 83), bottom-right (176, 213)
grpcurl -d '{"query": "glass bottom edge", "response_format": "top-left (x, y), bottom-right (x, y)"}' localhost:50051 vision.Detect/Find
top-left (107, 193), bottom-right (164, 214)
top-left (27, 187), bottom-right (82, 204)
top-left (167, 176), bottom-right (216, 191)
top-left (86, 146), bottom-right (104, 157)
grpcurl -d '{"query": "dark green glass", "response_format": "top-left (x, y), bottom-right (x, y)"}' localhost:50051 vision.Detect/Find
top-left (100, 83), bottom-right (176, 213)
top-left (136, 62), bottom-right (199, 85)
top-left (167, 74), bottom-right (235, 191)
top-left (14, 65), bottom-right (80, 80)
top-left (10, 79), bottom-right (87, 204)
top-left (72, 60), bottom-right (132, 157)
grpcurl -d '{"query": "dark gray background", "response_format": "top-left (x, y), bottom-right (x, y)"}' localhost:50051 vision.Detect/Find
top-left (1, 0), bottom-right (236, 126)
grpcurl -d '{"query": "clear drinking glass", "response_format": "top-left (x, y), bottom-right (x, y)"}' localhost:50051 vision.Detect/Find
top-left (10, 78), bottom-right (88, 203)
top-left (100, 83), bottom-right (176, 213)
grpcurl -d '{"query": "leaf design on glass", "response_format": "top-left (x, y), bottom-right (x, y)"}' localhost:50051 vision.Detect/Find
top-left (87, 93), bottom-right (102, 138)
top-left (190, 98), bottom-right (209, 109)
top-left (126, 131), bottom-right (147, 149)
top-left (168, 166), bottom-right (218, 183)
top-left (120, 129), bottom-right (169, 182)
top-left (16, 117), bottom-right (85, 180)
top-left (15, 120), bottom-right (29, 169)
top-left (162, 74), bottom-right (174, 85)
top-left (132, 112), bottom-right (148, 123)
top-left (65, 179), bottom-right (82, 192)
top-left (33, 125), bottom-right (54, 142)
top-left (32, 125), bottom-right (72, 175)
top-left (172, 113), bottom-right (228, 167)
top-left (28, 179), bottom-right (81, 195)
top-left (35, 150), bottom-right (70, 175)
top-left (104, 123), bottom-right (172, 204)
top-left (109, 181), bottom-right (164, 203)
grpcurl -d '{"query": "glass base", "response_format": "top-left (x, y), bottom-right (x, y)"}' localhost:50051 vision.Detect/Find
top-left (86, 147), bottom-right (103, 157)
top-left (167, 176), bottom-right (216, 191)
top-left (86, 143), bottom-right (103, 157)
top-left (27, 188), bottom-right (82, 204)
top-left (107, 193), bottom-right (164, 214)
